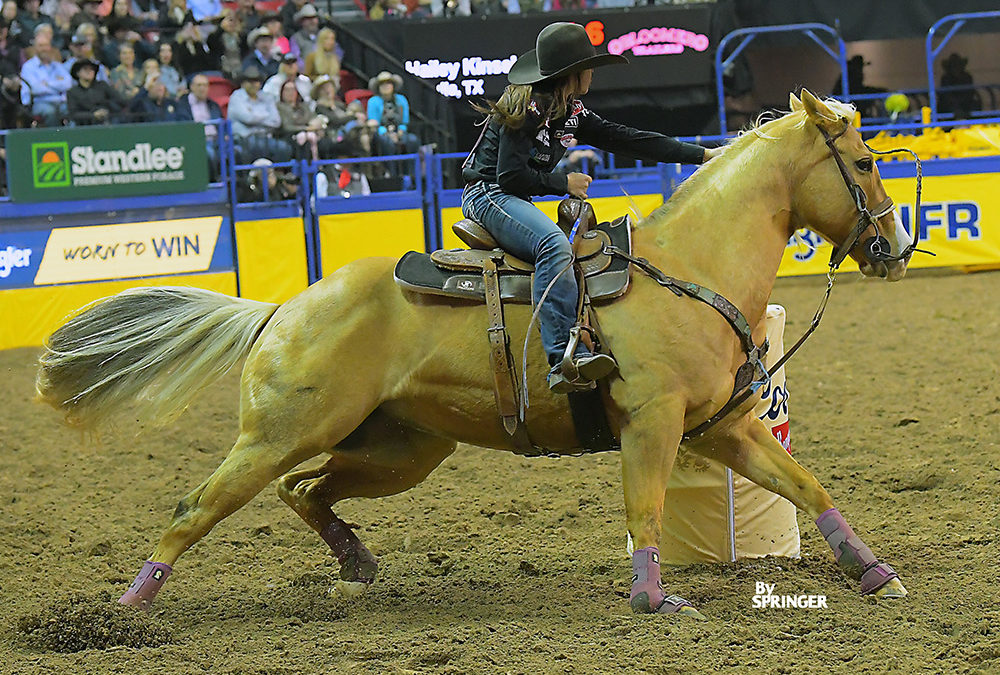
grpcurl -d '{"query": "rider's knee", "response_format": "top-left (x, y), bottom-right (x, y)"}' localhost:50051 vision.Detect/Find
top-left (537, 231), bottom-right (573, 264)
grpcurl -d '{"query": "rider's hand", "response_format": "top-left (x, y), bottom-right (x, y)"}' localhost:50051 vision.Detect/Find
top-left (703, 146), bottom-right (723, 162)
top-left (567, 172), bottom-right (592, 199)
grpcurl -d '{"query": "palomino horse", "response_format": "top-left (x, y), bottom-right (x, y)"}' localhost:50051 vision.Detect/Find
top-left (36, 90), bottom-right (913, 617)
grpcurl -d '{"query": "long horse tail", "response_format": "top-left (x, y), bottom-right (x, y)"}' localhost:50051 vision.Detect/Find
top-left (35, 286), bottom-right (280, 429)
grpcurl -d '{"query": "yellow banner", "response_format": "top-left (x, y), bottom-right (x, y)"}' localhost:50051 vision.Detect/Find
top-left (34, 216), bottom-right (222, 285)
top-left (440, 193), bottom-right (663, 249)
top-left (777, 173), bottom-right (1000, 276)
top-left (235, 217), bottom-right (308, 303)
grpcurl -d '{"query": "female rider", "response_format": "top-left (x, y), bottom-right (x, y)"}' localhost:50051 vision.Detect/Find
top-left (462, 22), bottom-right (720, 394)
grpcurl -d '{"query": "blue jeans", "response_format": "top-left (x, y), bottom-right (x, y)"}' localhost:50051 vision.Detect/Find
top-left (462, 181), bottom-right (583, 366)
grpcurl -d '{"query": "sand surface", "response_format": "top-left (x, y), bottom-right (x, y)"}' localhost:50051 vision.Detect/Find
top-left (2, 269), bottom-right (998, 674)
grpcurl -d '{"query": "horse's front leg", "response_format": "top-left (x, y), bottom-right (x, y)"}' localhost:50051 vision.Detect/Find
top-left (688, 415), bottom-right (907, 599)
top-left (620, 396), bottom-right (704, 617)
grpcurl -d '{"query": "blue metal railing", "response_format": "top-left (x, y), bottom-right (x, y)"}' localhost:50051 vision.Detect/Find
top-left (715, 23), bottom-right (847, 135)
top-left (926, 11), bottom-right (1000, 124)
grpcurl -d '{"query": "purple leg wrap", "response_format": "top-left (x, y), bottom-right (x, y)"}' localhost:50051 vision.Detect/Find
top-left (118, 560), bottom-right (172, 611)
top-left (320, 516), bottom-right (378, 583)
top-left (629, 547), bottom-right (693, 614)
top-left (816, 508), bottom-right (898, 594)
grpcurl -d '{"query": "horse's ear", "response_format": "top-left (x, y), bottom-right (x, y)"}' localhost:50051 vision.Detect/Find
top-left (789, 91), bottom-right (803, 112)
top-left (800, 88), bottom-right (843, 134)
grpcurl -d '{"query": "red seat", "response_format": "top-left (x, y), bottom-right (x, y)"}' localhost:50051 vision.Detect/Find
top-left (339, 70), bottom-right (360, 93)
top-left (256, 0), bottom-right (283, 11)
top-left (205, 75), bottom-right (237, 118)
top-left (206, 76), bottom-right (236, 101)
top-left (344, 88), bottom-right (374, 109)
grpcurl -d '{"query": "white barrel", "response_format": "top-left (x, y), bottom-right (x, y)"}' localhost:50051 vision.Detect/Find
top-left (654, 304), bottom-right (800, 564)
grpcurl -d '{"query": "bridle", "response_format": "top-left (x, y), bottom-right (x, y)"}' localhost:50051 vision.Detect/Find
top-left (818, 121), bottom-right (931, 269)
top-left (606, 117), bottom-right (933, 441)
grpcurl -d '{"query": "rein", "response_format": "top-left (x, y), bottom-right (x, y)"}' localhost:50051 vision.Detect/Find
top-left (605, 119), bottom-right (930, 441)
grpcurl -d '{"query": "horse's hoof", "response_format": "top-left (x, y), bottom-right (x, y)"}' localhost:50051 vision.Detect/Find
top-left (675, 605), bottom-right (708, 620)
top-left (873, 577), bottom-right (908, 599)
top-left (630, 592), bottom-right (706, 619)
top-left (333, 580), bottom-right (371, 599)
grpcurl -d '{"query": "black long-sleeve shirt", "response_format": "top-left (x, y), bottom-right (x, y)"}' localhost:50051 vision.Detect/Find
top-left (66, 81), bottom-right (126, 125)
top-left (463, 98), bottom-right (706, 199)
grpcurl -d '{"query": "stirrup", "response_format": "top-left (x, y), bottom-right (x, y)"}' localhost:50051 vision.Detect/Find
top-left (548, 368), bottom-right (597, 394)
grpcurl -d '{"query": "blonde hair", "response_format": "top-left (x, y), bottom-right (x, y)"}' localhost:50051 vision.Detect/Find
top-left (476, 73), bottom-right (578, 130)
top-left (307, 27), bottom-right (340, 79)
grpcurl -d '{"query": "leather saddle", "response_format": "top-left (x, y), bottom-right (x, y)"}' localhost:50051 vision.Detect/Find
top-left (393, 201), bottom-right (633, 304)
top-left (392, 199), bottom-right (629, 455)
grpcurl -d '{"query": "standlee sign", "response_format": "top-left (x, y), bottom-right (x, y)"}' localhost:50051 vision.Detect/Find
top-left (6, 122), bottom-right (208, 202)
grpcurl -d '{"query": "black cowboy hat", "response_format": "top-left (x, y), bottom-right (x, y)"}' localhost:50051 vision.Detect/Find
top-left (70, 58), bottom-right (99, 80)
top-left (942, 52), bottom-right (968, 69)
top-left (240, 65), bottom-right (264, 82)
top-left (507, 22), bottom-right (627, 86)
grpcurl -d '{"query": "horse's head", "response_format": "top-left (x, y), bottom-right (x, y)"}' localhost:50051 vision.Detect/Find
top-left (789, 89), bottom-right (912, 281)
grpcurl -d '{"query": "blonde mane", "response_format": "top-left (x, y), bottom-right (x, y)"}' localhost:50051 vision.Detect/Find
top-left (640, 97), bottom-right (857, 227)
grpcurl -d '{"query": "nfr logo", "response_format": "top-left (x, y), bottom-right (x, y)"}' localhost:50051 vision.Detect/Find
top-left (31, 142), bottom-right (71, 188)
top-left (899, 201), bottom-right (980, 241)
top-left (789, 230), bottom-right (823, 261)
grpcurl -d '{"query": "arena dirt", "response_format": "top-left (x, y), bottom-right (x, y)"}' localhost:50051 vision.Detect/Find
top-left (2, 268), bottom-right (998, 674)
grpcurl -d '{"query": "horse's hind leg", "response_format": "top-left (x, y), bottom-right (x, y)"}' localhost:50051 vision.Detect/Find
top-left (277, 415), bottom-right (457, 598)
top-left (687, 415), bottom-right (906, 598)
top-left (118, 431), bottom-right (325, 610)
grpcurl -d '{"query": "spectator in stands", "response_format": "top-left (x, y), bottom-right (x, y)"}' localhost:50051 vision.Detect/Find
top-left (30, 19), bottom-right (60, 52)
top-left (186, 0), bottom-right (221, 22)
top-left (0, 19), bottom-right (27, 128)
top-left (70, 0), bottom-right (102, 34)
top-left (289, 3), bottom-right (319, 63)
top-left (173, 11), bottom-right (214, 76)
top-left (206, 8), bottom-right (242, 80)
top-left (65, 32), bottom-right (108, 82)
top-left (368, 0), bottom-right (405, 20)
top-left (242, 26), bottom-right (280, 80)
top-left (273, 168), bottom-right (299, 200)
top-left (367, 70), bottom-right (419, 160)
top-left (939, 52), bottom-right (980, 121)
top-left (176, 71), bottom-right (222, 173)
top-left (1, 1), bottom-right (25, 48)
top-left (157, 41), bottom-right (183, 97)
top-left (141, 56), bottom-right (158, 82)
top-left (49, 0), bottom-right (80, 34)
top-left (0, 17), bottom-right (22, 74)
top-left (277, 78), bottom-right (330, 160)
top-left (130, 0), bottom-right (159, 26)
top-left (261, 12), bottom-right (289, 58)
top-left (103, 17), bottom-right (154, 67)
top-left (228, 65), bottom-right (290, 161)
top-left (109, 42), bottom-right (143, 100)
top-left (312, 74), bottom-right (352, 135)
top-left (831, 55), bottom-right (884, 119)
top-left (67, 57), bottom-right (123, 124)
top-left (263, 52), bottom-right (310, 105)
top-left (161, 0), bottom-right (188, 28)
top-left (130, 73), bottom-right (181, 121)
top-left (313, 75), bottom-right (373, 161)
top-left (238, 156), bottom-right (277, 201)
top-left (1, 66), bottom-right (27, 128)
top-left (16, 0), bottom-right (51, 43)
top-left (304, 26), bottom-right (338, 87)
top-left (19, 32), bottom-right (70, 124)
top-left (233, 0), bottom-right (261, 34)
top-left (428, 0), bottom-right (470, 17)
top-left (72, 21), bottom-right (101, 56)
top-left (279, 0), bottom-right (306, 35)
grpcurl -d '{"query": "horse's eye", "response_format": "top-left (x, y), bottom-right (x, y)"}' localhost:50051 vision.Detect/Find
top-left (855, 157), bottom-right (873, 172)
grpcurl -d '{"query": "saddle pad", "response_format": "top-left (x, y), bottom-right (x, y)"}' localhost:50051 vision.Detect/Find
top-left (394, 215), bottom-right (633, 305)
